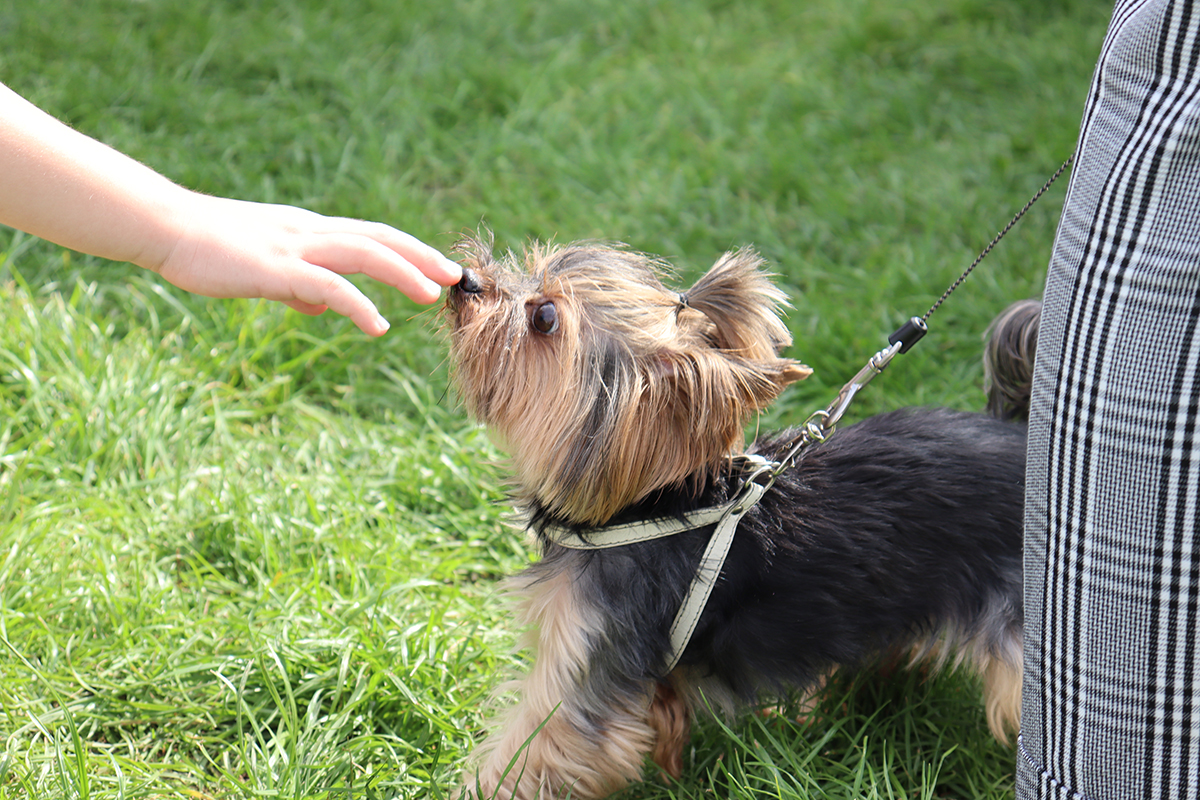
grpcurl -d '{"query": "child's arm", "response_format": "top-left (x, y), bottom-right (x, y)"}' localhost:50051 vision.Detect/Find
top-left (0, 82), bottom-right (460, 336)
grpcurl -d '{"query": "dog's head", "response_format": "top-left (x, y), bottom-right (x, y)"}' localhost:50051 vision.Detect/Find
top-left (443, 230), bottom-right (810, 524)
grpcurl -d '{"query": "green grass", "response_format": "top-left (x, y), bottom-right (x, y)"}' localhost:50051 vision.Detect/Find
top-left (1, 0), bottom-right (1111, 797)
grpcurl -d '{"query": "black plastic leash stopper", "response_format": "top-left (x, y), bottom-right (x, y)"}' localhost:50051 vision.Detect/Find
top-left (888, 316), bottom-right (928, 354)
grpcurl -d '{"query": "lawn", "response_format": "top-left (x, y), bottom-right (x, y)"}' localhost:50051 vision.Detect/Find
top-left (1, 0), bottom-right (1112, 797)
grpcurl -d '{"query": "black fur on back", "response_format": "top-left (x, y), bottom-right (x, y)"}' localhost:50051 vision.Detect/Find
top-left (527, 407), bottom-right (1025, 708)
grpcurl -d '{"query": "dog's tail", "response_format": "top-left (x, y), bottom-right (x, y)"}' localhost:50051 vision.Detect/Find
top-left (983, 299), bottom-right (1041, 422)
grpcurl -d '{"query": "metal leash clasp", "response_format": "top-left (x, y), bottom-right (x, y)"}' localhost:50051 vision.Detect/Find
top-left (824, 340), bottom-right (903, 429)
top-left (769, 339), bottom-right (903, 477)
top-left (738, 315), bottom-right (928, 503)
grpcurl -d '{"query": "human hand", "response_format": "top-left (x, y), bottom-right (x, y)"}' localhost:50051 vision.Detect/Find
top-left (150, 191), bottom-right (461, 337)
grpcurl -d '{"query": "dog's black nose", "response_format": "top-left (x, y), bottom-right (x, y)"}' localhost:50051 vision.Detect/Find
top-left (458, 267), bottom-right (483, 295)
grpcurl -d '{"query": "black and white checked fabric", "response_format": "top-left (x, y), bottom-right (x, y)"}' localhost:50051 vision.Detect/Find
top-left (1020, 1), bottom-right (1200, 797)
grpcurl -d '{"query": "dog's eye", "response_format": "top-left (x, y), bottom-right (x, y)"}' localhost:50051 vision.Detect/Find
top-left (531, 302), bottom-right (558, 334)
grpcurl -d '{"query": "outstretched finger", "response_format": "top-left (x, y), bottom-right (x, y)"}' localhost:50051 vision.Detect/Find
top-left (316, 219), bottom-right (462, 287)
top-left (302, 233), bottom-right (451, 304)
top-left (278, 263), bottom-right (390, 336)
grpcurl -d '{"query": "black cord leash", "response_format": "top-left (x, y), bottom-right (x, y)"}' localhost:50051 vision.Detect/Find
top-left (889, 152), bottom-right (1076, 355)
top-left (922, 153), bottom-right (1075, 325)
top-left (758, 153), bottom-right (1076, 483)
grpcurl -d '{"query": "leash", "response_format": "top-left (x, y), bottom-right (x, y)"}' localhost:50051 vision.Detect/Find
top-left (760, 151), bottom-right (1075, 477)
top-left (542, 153), bottom-right (1074, 674)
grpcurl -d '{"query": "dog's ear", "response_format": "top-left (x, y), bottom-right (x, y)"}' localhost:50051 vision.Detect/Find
top-left (626, 348), bottom-right (805, 486)
top-left (653, 349), bottom-right (809, 399)
top-left (677, 248), bottom-right (812, 401)
top-left (677, 349), bottom-right (809, 417)
top-left (682, 248), bottom-right (798, 361)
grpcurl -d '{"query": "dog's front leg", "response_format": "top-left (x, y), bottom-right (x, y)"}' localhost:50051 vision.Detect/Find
top-left (464, 567), bottom-right (659, 800)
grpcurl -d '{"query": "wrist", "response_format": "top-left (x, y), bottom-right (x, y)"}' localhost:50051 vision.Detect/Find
top-left (128, 181), bottom-right (205, 274)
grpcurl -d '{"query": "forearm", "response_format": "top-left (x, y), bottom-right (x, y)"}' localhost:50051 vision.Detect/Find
top-left (0, 82), bottom-right (184, 270)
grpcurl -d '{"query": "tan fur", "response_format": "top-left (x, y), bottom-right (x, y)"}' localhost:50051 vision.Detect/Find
top-left (465, 569), bottom-right (658, 799)
top-left (448, 233), bottom-right (809, 526)
top-left (905, 627), bottom-right (1023, 745)
top-left (647, 679), bottom-right (691, 779)
top-left (980, 644), bottom-right (1023, 745)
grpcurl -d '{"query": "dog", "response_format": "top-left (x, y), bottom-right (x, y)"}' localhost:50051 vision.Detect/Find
top-left (443, 230), bottom-right (1035, 799)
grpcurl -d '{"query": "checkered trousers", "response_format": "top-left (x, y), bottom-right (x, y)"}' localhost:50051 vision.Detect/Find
top-left (1019, 1), bottom-right (1200, 797)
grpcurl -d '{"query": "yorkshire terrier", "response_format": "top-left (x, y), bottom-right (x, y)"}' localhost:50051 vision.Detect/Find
top-left (443, 230), bottom-right (1035, 800)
